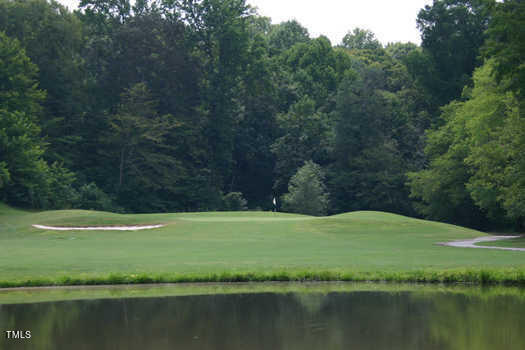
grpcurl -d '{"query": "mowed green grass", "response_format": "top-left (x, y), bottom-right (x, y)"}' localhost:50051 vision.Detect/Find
top-left (1, 203), bottom-right (524, 286)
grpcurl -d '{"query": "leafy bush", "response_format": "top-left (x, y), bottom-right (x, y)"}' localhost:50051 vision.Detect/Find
top-left (282, 161), bottom-right (329, 216)
top-left (8, 160), bottom-right (77, 210)
top-left (74, 183), bottom-right (116, 212)
top-left (42, 162), bottom-right (78, 209)
top-left (222, 192), bottom-right (248, 211)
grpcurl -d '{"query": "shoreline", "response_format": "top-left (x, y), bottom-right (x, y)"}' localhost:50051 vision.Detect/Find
top-left (2, 268), bottom-right (525, 289)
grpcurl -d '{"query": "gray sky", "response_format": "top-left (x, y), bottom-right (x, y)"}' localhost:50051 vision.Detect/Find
top-left (57, 0), bottom-right (433, 45)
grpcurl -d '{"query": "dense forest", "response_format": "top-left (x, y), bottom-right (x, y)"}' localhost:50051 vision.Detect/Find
top-left (0, 0), bottom-right (523, 230)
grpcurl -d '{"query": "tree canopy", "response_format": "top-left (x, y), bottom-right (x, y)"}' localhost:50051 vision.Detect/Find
top-left (0, 0), bottom-right (523, 229)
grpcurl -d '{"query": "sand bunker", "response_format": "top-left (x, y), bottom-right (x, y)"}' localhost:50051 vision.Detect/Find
top-left (32, 224), bottom-right (165, 231)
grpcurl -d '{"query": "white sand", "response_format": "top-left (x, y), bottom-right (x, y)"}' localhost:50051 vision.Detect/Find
top-left (32, 224), bottom-right (164, 231)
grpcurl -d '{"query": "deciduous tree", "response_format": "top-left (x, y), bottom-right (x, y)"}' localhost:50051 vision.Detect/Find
top-left (0, 32), bottom-right (75, 208)
top-left (282, 161), bottom-right (329, 216)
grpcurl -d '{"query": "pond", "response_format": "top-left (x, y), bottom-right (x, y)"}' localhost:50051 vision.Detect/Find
top-left (1, 283), bottom-right (524, 349)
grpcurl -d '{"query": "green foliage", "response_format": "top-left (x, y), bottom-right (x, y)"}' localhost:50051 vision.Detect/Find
top-left (463, 68), bottom-right (513, 220)
top-left (482, 0), bottom-right (525, 99)
top-left (75, 182), bottom-right (116, 212)
top-left (0, 0), bottom-right (520, 230)
top-left (0, 109), bottom-right (76, 209)
top-left (104, 83), bottom-right (183, 210)
top-left (385, 42), bottom-right (418, 61)
top-left (279, 36), bottom-right (350, 108)
top-left (0, 0), bottom-right (85, 166)
top-left (414, 0), bottom-right (493, 111)
top-left (0, 108), bottom-right (44, 196)
top-left (42, 162), bottom-right (78, 209)
top-left (232, 33), bottom-right (278, 208)
top-left (0, 162), bottom-right (9, 188)
top-left (80, 0), bottom-right (132, 23)
top-left (331, 62), bottom-right (418, 215)
top-left (246, 15), bottom-right (272, 37)
top-left (271, 97), bottom-right (331, 195)
top-left (0, 32), bottom-right (75, 209)
top-left (271, 37), bottom-right (353, 199)
top-left (222, 192), bottom-right (248, 211)
top-left (0, 31), bottom-right (44, 117)
top-left (282, 161), bottom-right (329, 216)
top-left (172, 0), bottom-right (252, 193)
top-left (78, 2), bottom-right (209, 211)
top-left (341, 28), bottom-right (382, 51)
top-left (498, 106), bottom-right (525, 223)
top-left (267, 19), bottom-right (310, 55)
top-left (408, 61), bottom-right (523, 228)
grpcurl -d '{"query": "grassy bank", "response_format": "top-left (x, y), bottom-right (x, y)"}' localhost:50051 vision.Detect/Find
top-left (1, 203), bottom-right (524, 287)
top-left (1, 268), bottom-right (525, 289)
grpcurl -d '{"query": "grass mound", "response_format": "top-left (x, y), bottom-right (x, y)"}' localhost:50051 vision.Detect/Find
top-left (330, 211), bottom-right (416, 221)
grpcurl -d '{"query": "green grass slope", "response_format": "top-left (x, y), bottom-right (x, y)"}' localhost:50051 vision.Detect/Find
top-left (1, 204), bottom-right (524, 287)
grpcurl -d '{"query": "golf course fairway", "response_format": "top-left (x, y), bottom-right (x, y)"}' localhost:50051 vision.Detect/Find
top-left (1, 203), bottom-right (524, 287)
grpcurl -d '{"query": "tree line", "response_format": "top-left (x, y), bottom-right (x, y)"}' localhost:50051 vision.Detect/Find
top-left (0, 0), bottom-right (523, 229)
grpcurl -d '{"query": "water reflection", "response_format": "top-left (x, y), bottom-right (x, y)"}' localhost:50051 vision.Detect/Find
top-left (1, 290), bottom-right (524, 349)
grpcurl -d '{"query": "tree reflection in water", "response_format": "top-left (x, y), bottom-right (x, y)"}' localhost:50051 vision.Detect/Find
top-left (1, 290), bottom-right (524, 350)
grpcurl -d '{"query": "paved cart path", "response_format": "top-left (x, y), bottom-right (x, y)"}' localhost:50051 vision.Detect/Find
top-left (439, 236), bottom-right (525, 251)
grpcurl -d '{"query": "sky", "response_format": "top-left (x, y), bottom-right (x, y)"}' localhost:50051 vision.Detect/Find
top-left (57, 0), bottom-right (433, 45)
